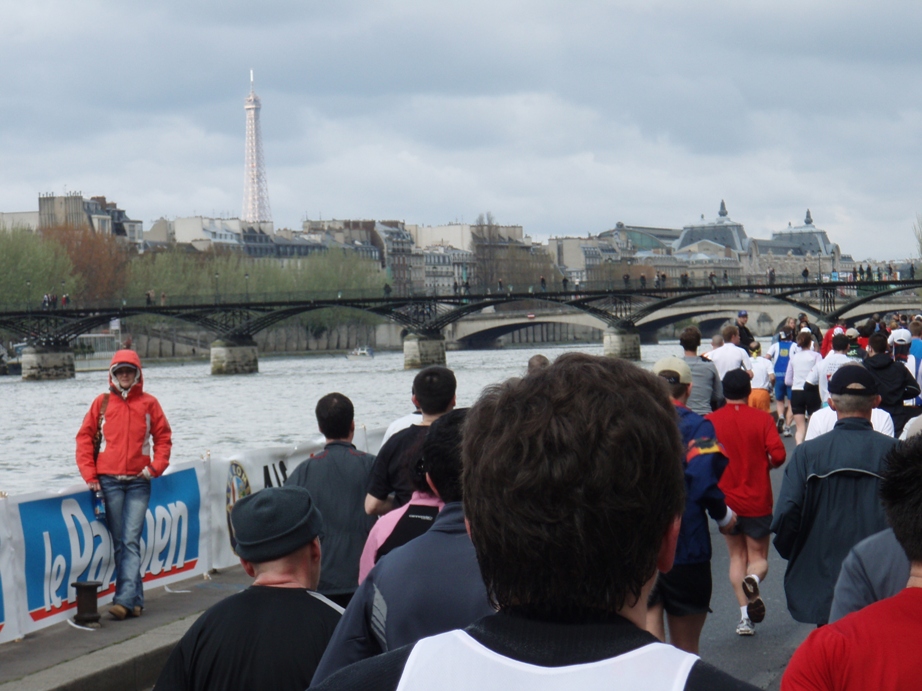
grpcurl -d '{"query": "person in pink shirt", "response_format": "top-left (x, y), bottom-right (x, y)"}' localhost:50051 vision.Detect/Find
top-left (359, 490), bottom-right (443, 583)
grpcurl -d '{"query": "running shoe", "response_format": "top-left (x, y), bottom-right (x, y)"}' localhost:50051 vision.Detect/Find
top-left (776, 418), bottom-right (784, 434)
top-left (736, 617), bottom-right (755, 636)
top-left (782, 425), bottom-right (792, 437)
top-left (743, 575), bottom-right (766, 623)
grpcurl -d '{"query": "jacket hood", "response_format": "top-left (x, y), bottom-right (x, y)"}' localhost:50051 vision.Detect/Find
top-left (865, 353), bottom-right (894, 370)
top-left (109, 350), bottom-right (144, 397)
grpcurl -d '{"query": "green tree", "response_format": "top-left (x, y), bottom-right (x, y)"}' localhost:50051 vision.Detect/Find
top-left (0, 228), bottom-right (76, 308)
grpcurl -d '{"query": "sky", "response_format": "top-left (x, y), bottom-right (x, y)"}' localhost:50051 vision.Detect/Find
top-left (2, 0), bottom-right (921, 261)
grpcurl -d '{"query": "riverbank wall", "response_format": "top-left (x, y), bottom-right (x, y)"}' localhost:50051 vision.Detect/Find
top-left (125, 319), bottom-right (607, 359)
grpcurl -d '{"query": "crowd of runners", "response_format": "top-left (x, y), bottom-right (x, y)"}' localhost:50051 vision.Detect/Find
top-left (79, 306), bottom-right (922, 690)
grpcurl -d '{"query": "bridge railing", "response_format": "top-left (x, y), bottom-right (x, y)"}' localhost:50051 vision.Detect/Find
top-left (0, 287), bottom-right (406, 313)
top-left (0, 278), bottom-right (917, 314)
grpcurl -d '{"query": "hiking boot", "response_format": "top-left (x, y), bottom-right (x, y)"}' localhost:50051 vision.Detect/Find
top-left (109, 604), bottom-right (129, 620)
top-left (736, 617), bottom-right (755, 636)
top-left (743, 575), bottom-right (766, 623)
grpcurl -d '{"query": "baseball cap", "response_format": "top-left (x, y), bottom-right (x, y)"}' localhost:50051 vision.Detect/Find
top-left (738, 310), bottom-right (748, 317)
top-left (892, 328), bottom-right (911, 345)
top-left (652, 356), bottom-right (692, 385)
top-left (828, 366), bottom-right (879, 396)
top-left (845, 328), bottom-right (860, 339)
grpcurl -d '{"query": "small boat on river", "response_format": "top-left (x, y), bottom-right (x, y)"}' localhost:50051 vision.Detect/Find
top-left (346, 346), bottom-right (374, 360)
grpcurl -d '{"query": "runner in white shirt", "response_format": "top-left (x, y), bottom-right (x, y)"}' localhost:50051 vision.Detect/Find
top-left (890, 330), bottom-right (920, 406)
top-left (785, 331), bottom-right (823, 444)
top-left (805, 406), bottom-right (894, 440)
top-left (747, 343), bottom-right (774, 413)
top-left (807, 333), bottom-right (852, 405)
top-left (804, 362), bottom-right (896, 439)
top-left (707, 326), bottom-right (753, 380)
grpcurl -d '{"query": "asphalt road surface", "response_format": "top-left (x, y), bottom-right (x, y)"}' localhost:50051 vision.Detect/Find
top-left (690, 433), bottom-right (813, 689)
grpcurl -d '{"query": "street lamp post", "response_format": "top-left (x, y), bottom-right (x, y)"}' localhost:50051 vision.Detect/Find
top-left (26, 279), bottom-right (32, 312)
top-left (214, 272), bottom-right (220, 304)
top-left (245, 273), bottom-right (250, 303)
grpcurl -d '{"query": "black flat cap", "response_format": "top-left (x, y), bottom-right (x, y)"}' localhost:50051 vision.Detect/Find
top-left (231, 485), bottom-right (323, 563)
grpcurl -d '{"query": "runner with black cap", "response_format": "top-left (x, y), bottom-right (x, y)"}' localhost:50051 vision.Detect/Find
top-left (772, 366), bottom-right (898, 626)
top-left (707, 370), bottom-right (786, 636)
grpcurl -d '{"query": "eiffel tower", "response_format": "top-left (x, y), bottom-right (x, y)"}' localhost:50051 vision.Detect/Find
top-left (242, 70), bottom-right (272, 224)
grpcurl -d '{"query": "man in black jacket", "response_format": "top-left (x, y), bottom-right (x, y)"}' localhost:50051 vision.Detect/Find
top-left (863, 332), bottom-right (921, 436)
top-left (772, 365), bottom-right (898, 625)
top-left (313, 354), bottom-right (757, 691)
top-left (736, 310), bottom-right (755, 351)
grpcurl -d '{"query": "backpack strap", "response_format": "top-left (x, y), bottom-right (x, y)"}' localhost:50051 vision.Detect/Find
top-left (93, 394), bottom-right (110, 460)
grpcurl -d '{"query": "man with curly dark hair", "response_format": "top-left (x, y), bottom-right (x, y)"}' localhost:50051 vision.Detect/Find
top-left (313, 354), bottom-right (756, 691)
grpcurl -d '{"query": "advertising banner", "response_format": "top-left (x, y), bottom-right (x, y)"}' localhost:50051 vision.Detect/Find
top-left (0, 428), bottom-right (383, 644)
top-left (0, 498), bottom-right (18, 643)
top-left (206, 429), bottom-right (381, 570)
top-left (208, 444), bottom-right (319, 570)
top-left (9, 464), bottom-right (205, 634)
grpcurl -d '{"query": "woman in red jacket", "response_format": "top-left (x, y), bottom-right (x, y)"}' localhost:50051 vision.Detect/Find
top-left (76, 350), bottom-right (172, 620)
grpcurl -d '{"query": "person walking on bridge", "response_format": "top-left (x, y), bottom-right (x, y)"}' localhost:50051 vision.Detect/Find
top-left (76, 350), bottom-right (172, 620)
top-left (736, 311), bottom-right (754, 351)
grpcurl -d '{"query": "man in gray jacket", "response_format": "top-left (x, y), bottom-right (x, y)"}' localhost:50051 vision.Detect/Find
top-left (311, 409), bottom-right (492, 685)
top-left (680, 326), bottom-right (724, 415)
top-left (772, 366), bottom-right (898, 625)
top-left (286, 392), bottom-right (376, 607)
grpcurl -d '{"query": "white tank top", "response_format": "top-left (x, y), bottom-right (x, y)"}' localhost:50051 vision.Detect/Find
top-left (395, 630), bottom-right (698, 691)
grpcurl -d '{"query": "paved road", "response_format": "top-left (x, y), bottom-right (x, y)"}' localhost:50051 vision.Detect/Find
top-left (690, 433), bottom-right (812, 689)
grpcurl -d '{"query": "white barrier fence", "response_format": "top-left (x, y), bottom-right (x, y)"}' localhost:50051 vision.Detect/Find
top-left (0, 425), bottom-right (383, 644)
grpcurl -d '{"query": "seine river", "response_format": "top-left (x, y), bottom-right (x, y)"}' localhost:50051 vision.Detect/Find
top-left (0, 342), bottom-right (681, 497)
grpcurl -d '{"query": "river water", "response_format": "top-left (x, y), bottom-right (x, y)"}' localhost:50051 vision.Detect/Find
top-left (0, 342), bottom-right (681, 496)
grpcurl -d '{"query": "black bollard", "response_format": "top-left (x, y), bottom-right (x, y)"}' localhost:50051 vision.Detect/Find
top-left (71, 581), bottom-right (103, 628)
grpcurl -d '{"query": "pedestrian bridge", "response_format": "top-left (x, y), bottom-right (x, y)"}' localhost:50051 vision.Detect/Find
top-left (2, 281), bottom-right (920, 378)
top-left (449, 293), bottom-right (921, 345)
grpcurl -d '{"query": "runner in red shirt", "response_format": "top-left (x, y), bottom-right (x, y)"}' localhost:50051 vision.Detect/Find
top-left (707, 370), bottom-right (786, 636)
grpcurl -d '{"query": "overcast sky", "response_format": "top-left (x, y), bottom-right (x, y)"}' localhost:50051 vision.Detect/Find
top-left (2, 0), bottom-right (921, 260)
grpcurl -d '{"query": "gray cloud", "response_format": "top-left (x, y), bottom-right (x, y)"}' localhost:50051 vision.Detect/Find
top-left (1, 0), bottom-right (921, 259)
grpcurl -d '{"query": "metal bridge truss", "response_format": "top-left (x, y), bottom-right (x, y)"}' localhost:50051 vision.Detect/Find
top-left (1, 281), bottom-right (920, 347)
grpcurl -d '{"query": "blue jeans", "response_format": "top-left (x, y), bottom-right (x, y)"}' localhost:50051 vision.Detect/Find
top-left (99, 475), bottom-right (151, 609)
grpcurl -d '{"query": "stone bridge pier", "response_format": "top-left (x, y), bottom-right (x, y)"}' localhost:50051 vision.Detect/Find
top-left (403, 334), bottom-right (447, 369)
top-left (210, 337), bottom-right (259, 375)
top-left (21, 345), bottom-right (76, 380)
top-left (602, 328), bottom-right (641, 361)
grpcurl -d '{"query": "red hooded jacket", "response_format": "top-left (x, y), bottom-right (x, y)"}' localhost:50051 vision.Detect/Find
top-left (76, 350), bottom-right (172, 483)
